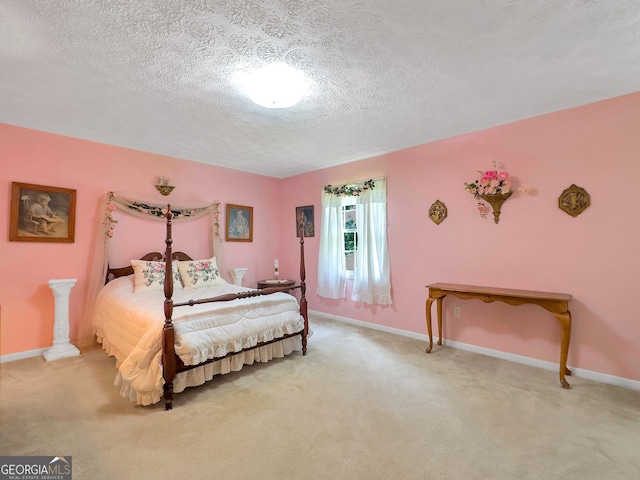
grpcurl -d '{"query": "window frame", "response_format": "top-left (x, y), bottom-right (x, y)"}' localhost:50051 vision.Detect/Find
top-left (342, 202), bottom-right (357, 279)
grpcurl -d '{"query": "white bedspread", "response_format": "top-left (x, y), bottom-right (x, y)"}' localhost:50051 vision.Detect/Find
top-left (93, 276), bottom-right (304, 406)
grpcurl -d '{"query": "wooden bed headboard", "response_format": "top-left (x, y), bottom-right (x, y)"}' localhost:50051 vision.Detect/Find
top-left (105, 251), bottom-right (193, 284)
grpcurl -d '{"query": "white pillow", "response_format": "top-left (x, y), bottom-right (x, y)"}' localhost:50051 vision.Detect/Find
top-left (177, 256), bottom-right (227, 289)
top-left (130, 260), bottom-right (182, 293)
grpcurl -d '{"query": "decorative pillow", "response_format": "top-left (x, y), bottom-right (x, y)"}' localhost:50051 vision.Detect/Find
top-left (177, 256), bottom-right (227, 289)
top-left (130, 260), bottom-right (182, 293)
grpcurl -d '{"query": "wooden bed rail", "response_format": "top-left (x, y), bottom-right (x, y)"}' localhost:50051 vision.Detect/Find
top-left (161, 205), bottom-right (309, 410)
top-left (174, 286), bottom-right (299, 307)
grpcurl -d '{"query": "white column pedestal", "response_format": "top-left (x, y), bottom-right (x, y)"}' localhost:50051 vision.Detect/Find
top-left (230, 268), bottom-right (248, 286)
top-left (44, 279), bottom-right (80, 361)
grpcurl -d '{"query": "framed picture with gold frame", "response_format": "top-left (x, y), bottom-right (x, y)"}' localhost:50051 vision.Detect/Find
top-left (225, 204), bottom-right (253, 242)
top-left (295, 205), bottom-right (314, 237)
top-left (10, 182), bottom-right (76, 243)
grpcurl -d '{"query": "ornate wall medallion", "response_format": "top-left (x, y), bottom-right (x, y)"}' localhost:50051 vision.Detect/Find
top-left (558, 184), bottom-right (590, 217)
top-left (428, 200), bottom-right (447, 225)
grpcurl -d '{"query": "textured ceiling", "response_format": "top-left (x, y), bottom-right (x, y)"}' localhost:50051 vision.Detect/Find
top-left (1, 1), bottom-right (639, 178)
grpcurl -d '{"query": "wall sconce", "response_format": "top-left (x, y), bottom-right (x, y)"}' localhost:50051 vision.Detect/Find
top-left (155, 177), bottom-right (175, 196)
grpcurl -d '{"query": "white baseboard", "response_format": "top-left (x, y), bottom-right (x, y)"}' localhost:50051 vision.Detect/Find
top-left (309, 309), bottom-right (640, 392)
top-left (1, 347), bottom-right (48, 363)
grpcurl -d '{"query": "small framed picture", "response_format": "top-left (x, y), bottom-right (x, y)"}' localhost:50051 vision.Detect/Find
top-left (296, 205), bottom-right (314, 237)
top-left (10, 182), bottom-right (77, 243)
top-left (226, 204), bottom-right (253, 242)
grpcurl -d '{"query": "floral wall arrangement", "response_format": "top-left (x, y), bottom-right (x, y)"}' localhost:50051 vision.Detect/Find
top-left (465, 161), bottom-right (530, 223)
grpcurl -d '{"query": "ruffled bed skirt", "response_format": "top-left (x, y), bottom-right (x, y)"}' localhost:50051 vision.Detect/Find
top-left (114, 335), bottom-right (303, 406)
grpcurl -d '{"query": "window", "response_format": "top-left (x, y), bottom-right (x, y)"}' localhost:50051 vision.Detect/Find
top-left (343, 204), bottom-right (357, 276)
top-left (317, 178), bottom-right (392, 305)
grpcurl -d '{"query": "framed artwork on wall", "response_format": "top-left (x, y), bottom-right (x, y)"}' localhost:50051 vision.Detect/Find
top-left (226, 204), bottom-right (253, 242)
top-left (9, 182), bottom-right (77, 243)
top-left (296, 205), bottom-right (314, 237)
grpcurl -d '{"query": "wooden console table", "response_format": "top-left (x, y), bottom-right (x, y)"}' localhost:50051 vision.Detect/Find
top-left (425, 283), bottom-right (573, 388)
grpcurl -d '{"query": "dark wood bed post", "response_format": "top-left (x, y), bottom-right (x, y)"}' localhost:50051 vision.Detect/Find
top-left (162, 206), bottom-right (176, 410)
top-left (299, 215), bottom-right (308, 355)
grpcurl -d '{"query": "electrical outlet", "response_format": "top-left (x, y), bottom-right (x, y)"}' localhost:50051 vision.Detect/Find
top-left (453, 307), bottom-right (461, 317)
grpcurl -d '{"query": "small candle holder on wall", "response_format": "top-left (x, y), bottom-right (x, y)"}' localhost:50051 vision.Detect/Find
top-left (155, 177), bottom-right (175, 196)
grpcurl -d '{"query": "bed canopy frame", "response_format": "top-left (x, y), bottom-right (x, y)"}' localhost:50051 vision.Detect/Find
top-left (102, 200), bottom-right (309, 410)
top-left (160, 207), bottom-right (308, 409)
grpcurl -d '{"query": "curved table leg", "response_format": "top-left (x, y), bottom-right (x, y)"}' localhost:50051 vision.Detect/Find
top-left (555, 311), bottom-right (572, 389)
top-left (425, 298), bottom-right (435, 353)
top-left (436, 297), bottom-right (443, 346)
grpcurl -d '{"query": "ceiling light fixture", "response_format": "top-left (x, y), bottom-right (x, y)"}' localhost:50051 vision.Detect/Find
top-left (233, 63), bottom-right (310, 109)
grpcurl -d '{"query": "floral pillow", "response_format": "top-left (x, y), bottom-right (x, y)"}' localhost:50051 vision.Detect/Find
top-left (177, 256), bottom-right (227, 289)
top-left (130, 260), bottom-right (182, 293)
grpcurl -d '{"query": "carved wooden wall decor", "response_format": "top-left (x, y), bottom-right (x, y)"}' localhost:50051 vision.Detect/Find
top-left (558, 184), bottom-right (590, 217)
top-left (428, 200), bottom-right (448, 225)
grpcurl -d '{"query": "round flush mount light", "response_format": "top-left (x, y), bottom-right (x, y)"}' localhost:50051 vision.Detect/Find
top-left (233, 63), bottom-right (310, 108)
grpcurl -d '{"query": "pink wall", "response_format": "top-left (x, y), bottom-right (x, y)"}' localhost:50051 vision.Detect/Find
top-left (2, 91), bottom-right (639, 384)
top-left (280, 92), bottom-right (640, 382)
top-left (0, 125), bottom-right (287, 355)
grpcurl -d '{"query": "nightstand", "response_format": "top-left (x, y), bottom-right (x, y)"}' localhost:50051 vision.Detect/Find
top-left (257, 279), bottom-right (296, 290)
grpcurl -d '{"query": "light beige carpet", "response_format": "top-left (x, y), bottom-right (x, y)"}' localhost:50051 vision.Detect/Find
top-left (1, 315), bottom-right (639, 480)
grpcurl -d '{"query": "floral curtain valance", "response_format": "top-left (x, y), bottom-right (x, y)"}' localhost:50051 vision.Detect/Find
top-left (323, 179), bottom-right (375, 197)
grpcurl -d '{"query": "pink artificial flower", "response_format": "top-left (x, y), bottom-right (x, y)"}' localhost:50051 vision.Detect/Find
top-left (107, 229), bottom-right (114, 237)
top-left (483, 170), bottom-right (498, 180)
top-left (477, 202), bottom-right (486, 217)
top-left (497, 171), bottom-right (510, 181)
top-left (107, 203), bottom-right (116, 211)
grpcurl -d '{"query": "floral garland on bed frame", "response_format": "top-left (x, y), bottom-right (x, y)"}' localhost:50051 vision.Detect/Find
top-left (104, 193), bottom-right (221, 239)
top-left (80, 193), bottom-right (223, 343)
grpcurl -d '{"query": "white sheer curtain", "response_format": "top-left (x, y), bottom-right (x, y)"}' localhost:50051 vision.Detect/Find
top-left (352, 178), bottom-right (392, 305)
top-left (317, 178), bottom-right (392, 305)
top-left (317, 189), bottom-right (346, 299)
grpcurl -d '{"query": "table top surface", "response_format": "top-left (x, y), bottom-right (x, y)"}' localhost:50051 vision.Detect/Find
top-left (258, 279), bottom-right (295, 285)
top-left (426, 282), bottom-right (572, 301)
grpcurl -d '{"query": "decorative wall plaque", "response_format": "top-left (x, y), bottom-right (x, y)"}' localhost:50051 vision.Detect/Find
top-left (428, 200), bottom-right (447, 225)
top-left (558, 184), bottom-right (590, 217)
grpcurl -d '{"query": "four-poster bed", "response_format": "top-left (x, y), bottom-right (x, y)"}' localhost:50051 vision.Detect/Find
top-left (94, 203), bottom-right (308, 410)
